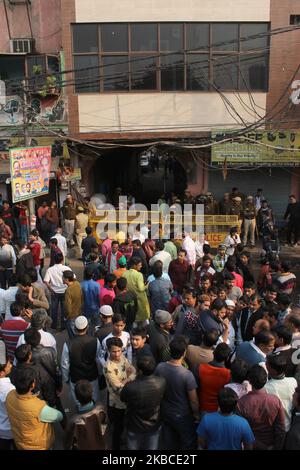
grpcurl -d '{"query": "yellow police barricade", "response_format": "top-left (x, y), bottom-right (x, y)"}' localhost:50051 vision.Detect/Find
top-left (89, 211), bottom-right (238, 249)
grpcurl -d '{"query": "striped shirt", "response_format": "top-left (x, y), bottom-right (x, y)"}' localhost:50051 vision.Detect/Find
top-left (0, 317), bottom-right (29, 361)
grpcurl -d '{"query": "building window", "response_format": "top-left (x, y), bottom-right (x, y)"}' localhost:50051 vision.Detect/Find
top-left (72, 22), bottom-right (269, 93)
top-left (101, 24), bottom-right (128, 52)
top-left (290, 15), bottom-right (300, 26)
top-left (74, 55), bottom-right (99, 93)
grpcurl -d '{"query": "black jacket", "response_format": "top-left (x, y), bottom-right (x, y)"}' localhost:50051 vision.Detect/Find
top-left (237, 307), bottom-right (264, 342)
top-left (284, 202), bottom-right (300, 222)
top-left (16, 252), bottom-right (34, 279)
top-left (148, 322), bottom-right (172, 363)
top-left (10, 362), bottom-right (59, 407)
top-left (285, 414), bottom-right (300, 450)
top-left (68, 335), bottom-right (98, 383)
top-left (112, 291), bottom-right (138, 328)
top-left (120, 375), bottom-right (166, 432)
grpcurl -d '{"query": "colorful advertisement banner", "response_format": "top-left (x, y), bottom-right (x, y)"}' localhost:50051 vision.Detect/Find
top-left (211, 130), bottom-right (300, 166)
top-left (10, 146), bottom-right (51, 203)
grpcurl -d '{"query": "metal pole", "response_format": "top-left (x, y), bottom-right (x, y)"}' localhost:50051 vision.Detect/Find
top-left (22, 79), bottom-right (36, 228)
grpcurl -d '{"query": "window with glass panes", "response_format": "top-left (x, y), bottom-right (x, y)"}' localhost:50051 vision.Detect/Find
top-left (72, 22), bottom-right (269, 93)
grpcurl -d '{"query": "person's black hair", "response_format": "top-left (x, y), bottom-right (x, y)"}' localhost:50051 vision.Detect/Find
top-left (0, 361), bottom-right (9, 373)
top-left (8, 273), bottom-right (18, 287)
top-left (203, 244), bottom-right (211, 254)
top-left (111, 240), bottom-right (119, 247)
top-left (106, 336), bottom-right (123, 351)
top-left (229, 359), bottom-right (249, 383)
top-left (265, 284), bottom-right (278, 293)
top-left (201, 275), bottom-right (211, 283)
top-left (240, 251), bottom-right (250, 259)
top-left (62, 270), bottom-right (75, 282)
top-left (155, 240), bottom-right (164, 251)
top-left (10, 302), bottom-right (24, 318)
top-left (50, 238), bottom-right (58, 246)
top-left (129, 256), bottom-right (142, 268)
top-left (15, 292), bottom-right (28, 308)
top-left (235, 243), bottom-right (244, 254)
top-left (273, 325), bottom-right (292, 345)
top-left (19, 274), bottom-right (32, 287)
top-left (202, 255), bottom-right (212, 263)
top-left (132, 239), bottom-right (142, 247)
top-left (262, 304), bottom-right (278, 319)
top-left (211, 299), bottom-right (227, 311)
top-left (112, 313), bottom-right (125, 324)
top-left (14, 367), bottom-right (36, 395)
top-left (247, 364), bottom-right (267, 389)
top-left (14, 344), bottom-right (32, 364)
top-left (218, 285), bottom-right (227, 293)
top-left (249, 294), bottom-right (262, 303)
top-left (30, 229), bottom-right (39, 237)
top-left (225, 261), bottom-right (236, 273)
top-left (218, 388), bottom-right (238, 414)
top-left (277, 293), bottom-right (292, 307)
top-left (244, 281), bottom-right (256, 291)
top-left (24, 328), bottom-right (41, 348)
top-left (84, 266), bottom-right (94, 280)
top-left (169, 335), bottom-right (188, 360)
top-left (254, 330), bottom-right (275, 346)
top-left (281, 261), bottom-right (291, 272)
top-left (89, 252), bottom-right (98, 262)
top-left (131, 326), bottom-right (147, 338)
top-left (223, 272), bottom-right (235, 281)
top-left (105, 273), bottom-right (117, 284)
top-left (267, 354), bottom-right (288, 375)
top-left (287, 314), bottom-right (300, 330)
top-left (213, 343), bottom-right (232, 362)
top-left (153, 261), bottom-right (163, 279)
top-left (208, 286), bottom-right (219, 295)
top-left (116, 277), bottom-right (127, 291)
top-left (27, 267), bottom-right (38, 283)
top-left (179, 248), bottom-right (187, 256)
top-left (85, 226), bottom-right (93, 235)
top-left (202, 329), bottom-right (219, 347)
top-left (184, 287), bottom-right (197, 298)
top-left (238, 294), bottom-right (250, 304)
top-left (75, 380), bottom-right (93, 406)
top-left (137, 356), bottom-right (156, 376)
top-left (54, 252), bottom-right (64, 264)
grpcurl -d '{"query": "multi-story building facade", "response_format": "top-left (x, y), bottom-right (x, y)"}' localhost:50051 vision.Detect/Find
top-left (62, 0), bottom-right (300, 216)
top-left (0, 0), bottom-right (67, 202)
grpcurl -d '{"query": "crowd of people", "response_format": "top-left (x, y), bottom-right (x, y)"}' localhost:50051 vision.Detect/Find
top-left (0, 189), bottom-right (300, 451)
top-left (158, 187), bottom-right (300, 249)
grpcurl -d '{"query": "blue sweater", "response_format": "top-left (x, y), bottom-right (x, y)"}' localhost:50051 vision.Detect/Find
top-left (81, 280), bottom-right (100, 316)
top-left (236, 341), bottom-right (266, 367)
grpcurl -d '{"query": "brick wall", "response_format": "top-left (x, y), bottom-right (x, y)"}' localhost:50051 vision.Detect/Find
top-left (267, 0), bottom-right (300, 128)
top-left (61, 0), bottom-right (79, 137)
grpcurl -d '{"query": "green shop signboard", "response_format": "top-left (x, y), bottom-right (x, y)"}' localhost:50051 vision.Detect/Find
top-left (211, 130), bottom-right (300, 166)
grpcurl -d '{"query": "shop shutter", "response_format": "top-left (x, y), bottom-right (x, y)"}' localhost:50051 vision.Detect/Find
top-left (208, 168), bottom-right (291, 220)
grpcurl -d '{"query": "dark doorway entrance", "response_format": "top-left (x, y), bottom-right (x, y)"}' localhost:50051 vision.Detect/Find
top-left (93, 148), bottom-right (187, 207)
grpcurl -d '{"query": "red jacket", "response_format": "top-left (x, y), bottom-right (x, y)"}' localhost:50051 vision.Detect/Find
top-left (30, 241), bottom-right (41, 266)
top-left (168, 259), bottom-right (190, 294)
top-left (198, 363), bottom-right (231, 412)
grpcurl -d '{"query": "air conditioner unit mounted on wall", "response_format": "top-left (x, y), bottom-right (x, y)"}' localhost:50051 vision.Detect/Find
top-left (10, 38), bottom-right (35, 54)
top-left (8, 1), bottom-right (31, 5)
